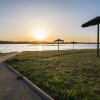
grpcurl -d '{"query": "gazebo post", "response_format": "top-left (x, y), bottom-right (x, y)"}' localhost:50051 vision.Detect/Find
top-left (73, 43), bottom-right (74, 50)
top-left (97, 24), bottom-right (99, 57)
top-left (58, 41), bottom-right (59, 51)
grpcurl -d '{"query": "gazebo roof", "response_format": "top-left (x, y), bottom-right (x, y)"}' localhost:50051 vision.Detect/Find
top-left (82, 16), bottom-right (100, 27)
top-left (54, 39), bottom-right (64, 42)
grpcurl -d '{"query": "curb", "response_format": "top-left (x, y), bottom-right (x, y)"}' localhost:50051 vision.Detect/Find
top-left (4, 63), bottom-right (54, 100)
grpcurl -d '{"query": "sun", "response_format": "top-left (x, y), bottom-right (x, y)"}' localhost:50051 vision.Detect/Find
top-left (34, 31), bottom-right (46, 40)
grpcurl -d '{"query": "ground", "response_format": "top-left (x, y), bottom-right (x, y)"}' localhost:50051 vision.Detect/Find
top-left (6, 49), bottom-right (100, 100)
top-left (0, 53), bottom-right (43, 100)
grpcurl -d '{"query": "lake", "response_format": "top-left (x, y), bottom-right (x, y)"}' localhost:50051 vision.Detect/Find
top-left (0, 44), bottom-right (97, 53)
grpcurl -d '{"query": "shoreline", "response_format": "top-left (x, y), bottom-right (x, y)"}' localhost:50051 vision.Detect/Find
top-left (0, 48), bottom-right (97, 53)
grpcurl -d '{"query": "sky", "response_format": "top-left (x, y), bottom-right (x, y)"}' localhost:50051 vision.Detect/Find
top-left (0, 0), bottom-right (100, 42)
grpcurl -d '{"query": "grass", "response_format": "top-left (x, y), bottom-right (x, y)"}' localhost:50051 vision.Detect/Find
top-left (0, 53), bottom-right (12, 57)
top-left (6, 49), bottom-right (100, 100)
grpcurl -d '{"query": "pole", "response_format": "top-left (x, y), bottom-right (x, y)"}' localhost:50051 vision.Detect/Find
top-left (58, 41), bottom-right (59, 51)
top-left (73, 43), bottom-right (74, 50)
top-left (97, 24), bottom-right (99, 57)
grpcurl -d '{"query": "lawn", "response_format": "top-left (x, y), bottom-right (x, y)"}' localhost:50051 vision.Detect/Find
top-left (6, 49), bottom-right (100, 100)
top-left (0, 53), bottom-right (11, 57)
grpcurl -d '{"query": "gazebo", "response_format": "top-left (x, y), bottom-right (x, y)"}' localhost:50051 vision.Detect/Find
top-left (70, 42), bottom-right (77, 50)
top-left (54, 39), bottom-right (64, 51)
top-left (82, 16), bottom-right (100, 57)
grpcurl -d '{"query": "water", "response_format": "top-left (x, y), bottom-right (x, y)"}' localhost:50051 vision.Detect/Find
top-left (0, 44), bottom-right (97, 53)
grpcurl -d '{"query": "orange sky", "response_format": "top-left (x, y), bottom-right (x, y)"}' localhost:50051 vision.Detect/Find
top-left (0, 0), bottom-right (100, 42)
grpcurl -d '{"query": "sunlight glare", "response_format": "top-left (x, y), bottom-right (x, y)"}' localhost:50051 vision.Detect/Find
top-left (38, 45), bottom-right (42, 51)
top-left (34, 31), bottom-right (46, 40)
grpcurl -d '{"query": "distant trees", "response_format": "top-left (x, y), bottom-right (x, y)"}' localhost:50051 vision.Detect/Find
top-left (0, 40), bottom-right (51, 44)
top-left (54, 39), bottom-right (64, 51)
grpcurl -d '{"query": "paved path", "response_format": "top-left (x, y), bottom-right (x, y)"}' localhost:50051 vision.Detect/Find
top-left (0, 53), bottom-right (20, 63)
top-left (0, 53), bottom-right (43, 100)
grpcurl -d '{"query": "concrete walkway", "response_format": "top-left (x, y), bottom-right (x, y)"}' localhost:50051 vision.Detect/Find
top-left (0, 53), bottom-right (20, 63)
top-left (0, 53), bottom-right (43, 100)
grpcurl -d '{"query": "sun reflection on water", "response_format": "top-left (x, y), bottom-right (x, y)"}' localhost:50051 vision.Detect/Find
top-left (38, 45), bottom-right (42, 51)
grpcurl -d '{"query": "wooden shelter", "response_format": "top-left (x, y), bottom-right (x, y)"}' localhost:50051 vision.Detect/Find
top-left (54, 39), bottom-right (64, 51)
top-left (70, 42), bottom-right (77, 50)
top-left (82, 16), bottom-right (100, 57)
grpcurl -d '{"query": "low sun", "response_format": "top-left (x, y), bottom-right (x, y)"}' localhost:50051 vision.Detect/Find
top-left (34, 31), bottom-right (46, 40)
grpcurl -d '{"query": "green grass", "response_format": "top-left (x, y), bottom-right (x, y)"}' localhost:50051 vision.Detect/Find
top-left (0, 53), bottom-right (11, 57)
top-left (6, 49), bottom-right (100, 100)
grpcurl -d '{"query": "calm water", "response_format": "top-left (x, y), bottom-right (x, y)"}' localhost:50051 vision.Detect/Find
top-left (0, 44), bottom-right (97, 53)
